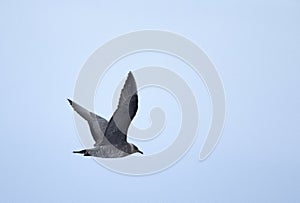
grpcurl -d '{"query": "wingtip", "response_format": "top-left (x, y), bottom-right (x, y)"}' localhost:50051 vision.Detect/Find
top-left (67, 98), bottom-right (72, 105)
top-left (128, 71), bottom-right (133, 77)
top-left (127, 71), bottom-right (136, 82)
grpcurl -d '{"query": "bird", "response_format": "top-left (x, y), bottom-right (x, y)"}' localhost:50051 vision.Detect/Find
top-left (68, 71), bottom-right (143, 158)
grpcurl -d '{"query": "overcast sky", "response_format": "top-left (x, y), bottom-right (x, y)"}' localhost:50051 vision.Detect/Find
top-left (0, 0), bottom-right (299, 202)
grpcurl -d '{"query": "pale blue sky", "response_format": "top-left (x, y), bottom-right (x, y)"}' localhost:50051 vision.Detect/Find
top-left (0, 0), bottom-right (299, 202)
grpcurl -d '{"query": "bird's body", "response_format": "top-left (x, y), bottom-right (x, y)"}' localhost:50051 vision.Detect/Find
top-left (73, 144), bottom-right (134, 158)
top-left (68, 71), bottom-right (143, 158)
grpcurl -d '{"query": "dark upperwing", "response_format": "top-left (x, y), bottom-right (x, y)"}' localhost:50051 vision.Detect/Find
top-left (104, 72), bottom-right (138, 145)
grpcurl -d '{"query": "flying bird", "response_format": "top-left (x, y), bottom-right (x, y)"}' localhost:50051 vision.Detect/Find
top-left (68, 72), bottom-right (143, 158)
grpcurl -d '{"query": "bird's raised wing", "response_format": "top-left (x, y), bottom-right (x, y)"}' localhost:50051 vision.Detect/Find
top-left (67, 99), bottom-right (109, 146)
top-left (104, 72), bottom-right (138, 145)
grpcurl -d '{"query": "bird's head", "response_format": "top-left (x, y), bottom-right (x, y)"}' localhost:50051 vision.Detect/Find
top-left (131, 144), bottom-right (143, 154)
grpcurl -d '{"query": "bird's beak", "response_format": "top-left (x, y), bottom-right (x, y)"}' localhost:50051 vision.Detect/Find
top-left (137, 150), bottom-right (143, 154)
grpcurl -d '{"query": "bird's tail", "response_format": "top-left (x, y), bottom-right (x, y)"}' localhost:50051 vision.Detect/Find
top-left (73, 149), bottom-right (91, 156)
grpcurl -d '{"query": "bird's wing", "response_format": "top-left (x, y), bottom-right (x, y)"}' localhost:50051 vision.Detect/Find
top-left (104, 72), bottom-right (138, 145)
top-left (67, 99), bottom-right (109, 146)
